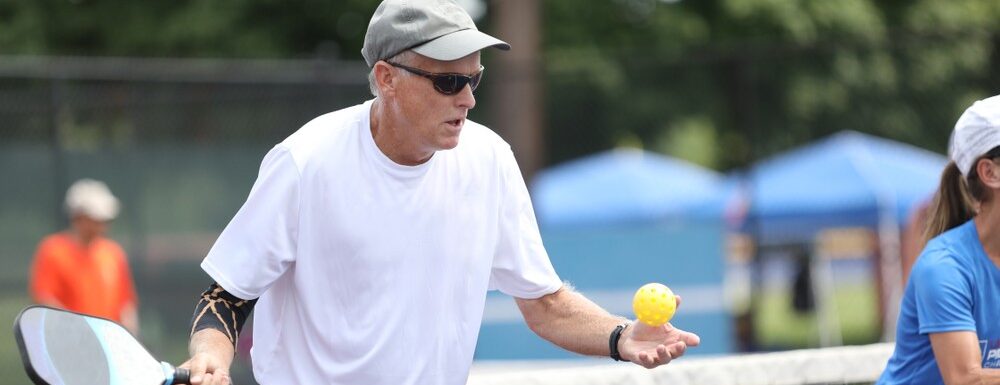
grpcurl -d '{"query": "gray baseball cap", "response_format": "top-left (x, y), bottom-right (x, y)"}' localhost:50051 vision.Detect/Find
top-left (361, 0), bottom-right (510, 67)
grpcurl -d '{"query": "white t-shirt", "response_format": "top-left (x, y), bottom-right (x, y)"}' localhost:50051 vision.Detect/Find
top-left (201, 100), bottom-right (562, 385)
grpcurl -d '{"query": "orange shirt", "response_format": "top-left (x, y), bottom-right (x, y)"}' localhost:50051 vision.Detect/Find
top-left (29, 233), bottom-right (138, 322)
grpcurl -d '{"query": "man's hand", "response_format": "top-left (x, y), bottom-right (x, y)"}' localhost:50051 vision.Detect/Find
top-left (180, 352), bottom-right (232, 385)
top-left (181, 329), bottom-right (235, 385)
top-left (619, 296), bottom-right (701, 369)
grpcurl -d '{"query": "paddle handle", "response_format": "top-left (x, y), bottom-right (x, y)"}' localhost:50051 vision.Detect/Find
top-left (172, 367), bottom-right (190, 384)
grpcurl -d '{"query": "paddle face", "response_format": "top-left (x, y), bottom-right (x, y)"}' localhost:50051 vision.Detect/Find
top-left (14, 306), bottom-right (167, 385)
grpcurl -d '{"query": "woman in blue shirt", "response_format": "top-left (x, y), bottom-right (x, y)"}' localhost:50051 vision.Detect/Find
top-left (878, 95), bottom-right (1000, 385)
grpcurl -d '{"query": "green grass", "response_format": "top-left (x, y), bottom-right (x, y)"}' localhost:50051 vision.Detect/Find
top-left (0, 294), bottom-right (32, 383)
top-left (755, 282), bottom-right (881, 349)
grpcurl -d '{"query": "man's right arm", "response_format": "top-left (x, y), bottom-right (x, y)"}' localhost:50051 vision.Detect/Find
top-left (181, 283), bottom-right (257, 385)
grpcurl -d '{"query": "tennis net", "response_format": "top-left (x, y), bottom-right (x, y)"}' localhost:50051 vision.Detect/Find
top-left (468, 342), bottom-right (894, 385)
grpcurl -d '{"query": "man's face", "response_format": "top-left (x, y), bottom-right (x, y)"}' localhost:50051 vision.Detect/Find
top-left (71, 214), bottom-right (107, 241)
top-left (390, 52), bottom-right (481, 153)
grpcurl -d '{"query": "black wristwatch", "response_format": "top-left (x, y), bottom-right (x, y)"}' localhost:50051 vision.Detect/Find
top-left (609, 321), bottom-right (630, 361)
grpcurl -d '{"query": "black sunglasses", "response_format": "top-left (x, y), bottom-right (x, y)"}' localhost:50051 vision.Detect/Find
top-left (385, 61), bottom-right (485, 95)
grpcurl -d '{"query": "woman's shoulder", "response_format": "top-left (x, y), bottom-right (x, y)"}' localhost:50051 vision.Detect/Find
top-left (913, 224), bottom-right (978, 277)
top-left (924, 221), bottom-right (978, 257)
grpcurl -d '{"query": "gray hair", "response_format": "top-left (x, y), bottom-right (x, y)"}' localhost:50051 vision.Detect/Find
top-left (368, 50), bottom-right (418, 97)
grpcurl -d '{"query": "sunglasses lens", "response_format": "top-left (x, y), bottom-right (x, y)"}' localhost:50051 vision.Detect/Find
top-left (429, 69), bottom-right (484, 95)
top-left (434, 75), bottom-right (461, 95)
top-left (469, 72), bottom-right (482, 91)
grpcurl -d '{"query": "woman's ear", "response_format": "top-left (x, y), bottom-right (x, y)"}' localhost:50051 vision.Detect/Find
top-left (976, 158), bottom-right (1000, 189)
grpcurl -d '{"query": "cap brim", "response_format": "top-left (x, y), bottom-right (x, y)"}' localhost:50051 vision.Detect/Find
top-left (411, 29), bottom-right (510, 62)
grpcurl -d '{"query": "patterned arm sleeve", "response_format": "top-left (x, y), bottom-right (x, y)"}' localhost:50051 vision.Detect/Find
top-left (190, 282), bottom-right (258, 348)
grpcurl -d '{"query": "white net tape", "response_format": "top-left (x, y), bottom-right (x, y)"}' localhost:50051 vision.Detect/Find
top-left (469, 342), bottom-right (894, 385)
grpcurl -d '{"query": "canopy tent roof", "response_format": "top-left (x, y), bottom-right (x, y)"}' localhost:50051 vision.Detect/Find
top-left (734, 130), bottom-right (947, 245)
top-left (532, 148), bottom-right (726, 227)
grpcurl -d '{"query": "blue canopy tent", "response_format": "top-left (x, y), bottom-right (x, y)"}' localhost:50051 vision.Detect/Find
top-left (533, 148), bottom-right (729, 226)
top-left (731, 130), bottom-right (947, 346)
top-left (474, 148), bottom-right (733, 359)
top-left (736, 130), bottom-right (946, 246)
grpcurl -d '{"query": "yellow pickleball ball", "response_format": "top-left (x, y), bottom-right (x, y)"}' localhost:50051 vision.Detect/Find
top-left (632, 283), bottom-right (676, 327)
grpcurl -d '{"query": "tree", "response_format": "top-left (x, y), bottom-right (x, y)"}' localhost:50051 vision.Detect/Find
top-left (542, 0), bottom-right (1000, 169)
top-left (1, 0), bottom-right (997, 170)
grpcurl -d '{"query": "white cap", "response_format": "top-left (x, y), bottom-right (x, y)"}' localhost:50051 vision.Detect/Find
top-left (65, 179), bottom-right (120, 221)
top-left (949, 95), bottom-right (1000, 176)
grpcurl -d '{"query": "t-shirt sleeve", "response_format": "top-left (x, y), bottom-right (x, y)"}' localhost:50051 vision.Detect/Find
top-left (911, 249), bottom-right (976, 334)
top-left (489, 146), bottom-right (562, 299)
top-left (202, 145), bottom-right (300, 300)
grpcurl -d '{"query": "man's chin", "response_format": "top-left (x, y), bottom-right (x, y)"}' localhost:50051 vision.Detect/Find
top-left (438, 139), bottom-right (460, 151)
top-left (437, 131), bottom-right (462, 150)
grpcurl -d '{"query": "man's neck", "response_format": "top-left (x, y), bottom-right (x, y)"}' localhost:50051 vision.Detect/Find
top-left (370, 100), bottom-right (433, 166)
top-left (68, 231), bottom-right (96, 248)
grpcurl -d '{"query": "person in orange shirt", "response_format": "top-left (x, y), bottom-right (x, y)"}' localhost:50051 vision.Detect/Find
top-left (29, 179), bottom-right (139, 335)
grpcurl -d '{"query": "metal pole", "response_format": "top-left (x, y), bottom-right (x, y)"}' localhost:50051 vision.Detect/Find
top-left (49, 78), bottom-right (68, 228)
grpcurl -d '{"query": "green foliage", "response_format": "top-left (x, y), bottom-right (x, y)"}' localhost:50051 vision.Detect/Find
top-left (0, 0), bottom-right (997, 168)
top-left (655, 116), bottom-right (719, 169)
top-left (542, 0), bottom-right (1000, 168)
top-left (0, 0), bottom-right (381, 58)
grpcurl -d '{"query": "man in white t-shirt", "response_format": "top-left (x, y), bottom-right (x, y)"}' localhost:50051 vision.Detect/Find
top-left (180, 1), bottom-right (701, 384)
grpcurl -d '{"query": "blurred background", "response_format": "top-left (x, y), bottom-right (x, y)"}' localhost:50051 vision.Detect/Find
top-left (1, 0), bottom-right (998, 383)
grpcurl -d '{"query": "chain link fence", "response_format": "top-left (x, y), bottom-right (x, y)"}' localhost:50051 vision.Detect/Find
top-left (0, 55), bottom-right (371, 382)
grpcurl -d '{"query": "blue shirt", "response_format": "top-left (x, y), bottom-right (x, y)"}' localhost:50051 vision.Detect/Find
top-left (878, 220), bottom-right (1000, 385)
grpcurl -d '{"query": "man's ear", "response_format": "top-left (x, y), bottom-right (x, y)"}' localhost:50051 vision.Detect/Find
top-left (373, 61), bottom-right (397, 98)
top-left (976, 158), bottom-right (1000, 189)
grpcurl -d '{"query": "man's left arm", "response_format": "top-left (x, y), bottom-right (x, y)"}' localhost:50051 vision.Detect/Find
top-left (116, 245), bottom-right (140, 335)
top-left (515, 285), bottom-right (700, 368)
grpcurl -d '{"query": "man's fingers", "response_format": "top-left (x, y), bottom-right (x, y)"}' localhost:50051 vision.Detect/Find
top-left (681, 331), bottom-right (701, 347)
top-left (636, 351), bottom-right (650, 367)
top-left (184, 356), bottom-right (227, 385)
top-left (655, 344), bottom-right (671, 365)
top-left (188, 360), bottom-right (207, 384)
top-left (651, 344), bottom-right (673, 366)
top-left (662, 324), bottom-right (701, 347)
top-left (215, 369), bottom-right (232, 385)
top-left (644, 352), bottom-right (656, 368)
top-left (627, 326), bottom-right (697, 369)
top-left (668, 341), bottom-right (687, 360)
top-left (203, 371), bottom-right (232, 385)
top-left (635, 347), bottom-right (667, 368)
